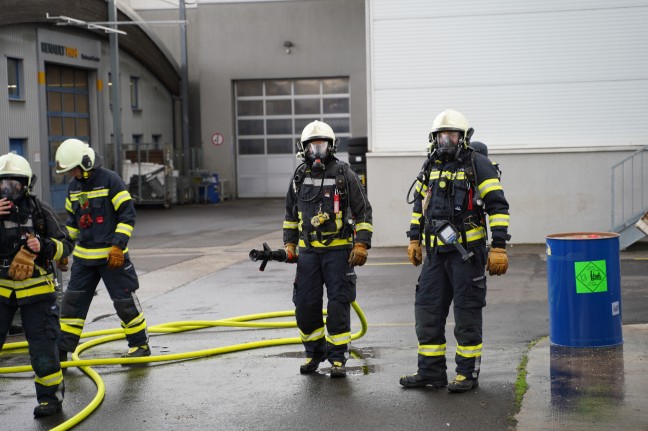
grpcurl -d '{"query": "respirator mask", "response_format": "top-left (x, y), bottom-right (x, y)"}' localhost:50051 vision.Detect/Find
top-left (306, 140), bottom-right (330, 173)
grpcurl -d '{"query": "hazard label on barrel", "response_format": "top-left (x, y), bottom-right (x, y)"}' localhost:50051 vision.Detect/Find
top-left (574, 260), bottom-right (608, 293)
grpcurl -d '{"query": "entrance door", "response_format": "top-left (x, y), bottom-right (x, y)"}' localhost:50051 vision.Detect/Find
top-left (45, 64), bottom-right (90, 211)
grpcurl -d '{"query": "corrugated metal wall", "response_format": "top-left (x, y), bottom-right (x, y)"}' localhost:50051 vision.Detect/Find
top-left (369, 0), bottom-right (648, 152)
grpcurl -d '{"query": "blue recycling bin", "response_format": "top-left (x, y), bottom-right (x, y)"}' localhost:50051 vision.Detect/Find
top-left (546, 232), bottom-right (622, 347)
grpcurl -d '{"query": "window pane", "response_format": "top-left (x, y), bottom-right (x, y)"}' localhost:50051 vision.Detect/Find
top-left (295, 118), bottom-right (320, 133)
top-left (323, 98), bottom-right (349, 114)
top-left (239, 139), bottom-right (264, 155)
top-left (237, 100), bottom-right (263, 116)
top-left (49, 117), bottom-right (63, 135)
top-left (74, 69), bottom-right (87, 88)
top-left (62, 93), bottom-right (75, 112)
top-left (295, 99), bottom-right (320, 115)
top-left (77, 118), bottom-right (89, 136)
top-left (325, 118), bottom-right (350, 133)
top-left (266, 100), bottom-right (291, 116)
top-left (76, 94), bottom-right (88, 113)
top-left (63, 117), bottom-right (76, 135)
top-left (266, 119), bottom-right (291, 135)
top-left (61, 68), bottom-right (74, 88)
top-left (46, 66), bottom-right (61, 87)
top-left (47, 92), bottom-right (62, 111)
top-left (336, 137), bottom-right (349, 153)
top-left (237, 80), bottom-right (263, 97)
top-left (7, 58), bottom-right (19, 98)
top-left (294, 80), bottom-right (319, 95)
top-left (266, 80), bottom-right (291, 96)
top-left (267, 138), bottom-right (294, 154)
top-left (322, 78), bottom-right (349, 94)
top-left (238, 119), bottom-right (264, 135)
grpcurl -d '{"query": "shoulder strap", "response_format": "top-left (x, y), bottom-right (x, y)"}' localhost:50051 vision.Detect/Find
top-left (30, 196), bottom-right (47, 236)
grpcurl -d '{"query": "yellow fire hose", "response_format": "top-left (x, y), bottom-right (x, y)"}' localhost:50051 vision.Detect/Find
top-left (0, 301), bottom-right (368, 431)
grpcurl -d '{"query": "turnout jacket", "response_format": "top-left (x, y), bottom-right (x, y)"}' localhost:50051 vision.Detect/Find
top-left (409, 149), bottom-right (509, 251)
top-left (283, 159), bottom-right (373, 251)
top-left (0, 196), bottom-right (74, 304)
top-left (64, 167), bottom-right (135, 265)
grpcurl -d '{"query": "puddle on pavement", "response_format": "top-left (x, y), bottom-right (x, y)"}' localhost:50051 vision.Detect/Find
top-left (268, 346), bottom-right (378, 374)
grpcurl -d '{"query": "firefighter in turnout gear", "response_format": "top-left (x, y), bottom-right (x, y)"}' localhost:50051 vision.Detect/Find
top-left (400, 109), bottom-right (510, 392)
top-left (284, 120), bottom-right (373, 378)
top-left (55, 139), bottom-right (151, 361)
top-left (0, 153), bottom-right (73, 418)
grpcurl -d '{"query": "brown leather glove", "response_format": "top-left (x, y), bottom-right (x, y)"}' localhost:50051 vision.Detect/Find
top-left (348, 242), bottom-right (368, 267)
top-left (487, 247), bottom-right (508, 275)
top-left (57, 257), bottom-right (69, 272)
top-left (107, 245), bottom-right (125, 269)
top-left (407, 240), bottom-right (423, 266)
top-left (8, 246), bottom-right (37, 281)
top-left (285, 243), bottom-right (298, 263)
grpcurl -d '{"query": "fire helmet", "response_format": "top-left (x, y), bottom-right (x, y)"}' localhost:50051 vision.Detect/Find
top-left (55, 138), bottom-right (96, 173)
top-left (296, 120), bottom-right (338, 161)
top-left (428, 109), bottom-right (474, 160)
top-left (0, 153), bottom-right (33, 199)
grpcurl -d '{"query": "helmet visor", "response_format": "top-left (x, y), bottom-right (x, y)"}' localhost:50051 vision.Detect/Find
top-left (436, 131), bottom-right (461, 153)
top-left (0, 178), bottom-right (25, 200)
top-left (307, 140), bottom-right (329, 159)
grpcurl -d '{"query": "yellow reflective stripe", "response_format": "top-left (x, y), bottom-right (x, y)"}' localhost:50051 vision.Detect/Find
top-left (121, 313), bottom-right (147, 335)
top-left (299, 326), bottom-right (325, 342)
top-left (0, 286), bottom-right (12, 298)
top-left (65, 198), bottom-right (73, 213)
top-left (283, 220), bottom-right (298, 229)
top-left (51, 238), bottom-right (64, 260)
top-left (0, 274), bottom-right (53, 288)
top-left (73, 246), bottom-right (112, 259)
top-left (418, 343), bottom-right (447, 357)
top-left (112, 190), bottom-right (132, 210)
top-left (61, 317), bottom-right (85, 336)
top-left (61, 317), bottom-right (85, 327)
top-left (489, 213), bottom-right (510, 228)
top-left (15, 284), bottom-right (55, 299)
top-left (424, 226), bottom-right (486, 246)
top-left (478, 178), bottom-right (503, 198)
top-left (0, 275), bottom-right (56, 299)
top-left (61, 323), bottom-right (83, 336)
top-left (415, 181), bottom-right (427, 197)
top-left (411, 211), bottom-right (422, 225)
top-left (67, 226), bottom-right (79, 240)
top-left (430, 170), bottom-right (466, 181)
top-left (35, 370), bottom-right (63, 387)
top-left (327, 332), bottom-right (351, 346)
top-left (355, 222), bottom-right (373, 232)
top-left (298, 238), bottom-right (352, 248)
top-left (116, 223), bottom-right (134, 237)
top-left (70, 189), bottom-right (110, 201)
top-left (456, 343), bottom-right (483, 358)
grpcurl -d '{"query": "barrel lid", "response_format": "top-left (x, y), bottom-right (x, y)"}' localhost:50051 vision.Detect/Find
top-left (546, 232), bottom-right (619, 240)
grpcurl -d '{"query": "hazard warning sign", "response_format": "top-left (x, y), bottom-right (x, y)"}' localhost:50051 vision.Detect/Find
top-left (574, 260), bottom-right (608, 294)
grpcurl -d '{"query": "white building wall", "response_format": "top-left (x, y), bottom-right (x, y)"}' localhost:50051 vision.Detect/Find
top-left (367, 0), bottom-right (648, 245)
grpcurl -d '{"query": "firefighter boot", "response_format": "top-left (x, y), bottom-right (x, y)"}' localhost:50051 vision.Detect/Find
top-left (300, 357), bottom-right (323, 374)
top-left (448, 374), bottom-right (479, 393)
top-left (399, 373), bottom-right (448, 388)
top-left (330, 361), bottom-right (346, 378)
top-left (121, 344), bottom-right (151, 358)
top-left (33, 400), bottom-right (62, 418)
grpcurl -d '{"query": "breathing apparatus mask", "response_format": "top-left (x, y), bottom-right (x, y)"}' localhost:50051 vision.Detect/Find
top-left (306, 140), bottom-right (331, 173)
top-left (0, 177), bottom-right (27, 201)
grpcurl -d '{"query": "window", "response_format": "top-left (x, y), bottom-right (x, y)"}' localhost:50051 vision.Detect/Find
top-left (152, 134), bottom-right (162, 150)
top-left (235, 77), bottom-right (351, 155)
top-left (130, 76), bottom-right (140, 109)
top-left (7, 58), bottom-right (23, 100)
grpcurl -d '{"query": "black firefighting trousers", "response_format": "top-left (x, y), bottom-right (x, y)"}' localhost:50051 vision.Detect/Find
top-left (293, 248), bottom-right (357, 364)
top-left (0, 294), bottom-right (64, 403)
top-left (58, 259), bottom-right (148, 353)
top-left (414, 245), bottom-right (488, 382)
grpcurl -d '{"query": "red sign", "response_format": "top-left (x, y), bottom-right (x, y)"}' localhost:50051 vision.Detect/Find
top-left (211, 132), bottom-right (225, 146)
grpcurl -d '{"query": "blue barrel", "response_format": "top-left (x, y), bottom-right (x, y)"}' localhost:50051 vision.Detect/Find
top-left (546, 232), bottom-right (622, 347)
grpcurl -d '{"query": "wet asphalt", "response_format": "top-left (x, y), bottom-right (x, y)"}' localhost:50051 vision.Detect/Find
top-left (1, 198), bottom-right (647, 431)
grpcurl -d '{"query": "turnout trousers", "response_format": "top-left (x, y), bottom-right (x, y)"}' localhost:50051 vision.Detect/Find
top-left (293, 249), bottom-right (357, 364)
top-left (0, 294), bottom-right (64, 404)
top-left (415, 245), bottom-right (487, 382)
top-left (58, 259), bottom-right (148, 353)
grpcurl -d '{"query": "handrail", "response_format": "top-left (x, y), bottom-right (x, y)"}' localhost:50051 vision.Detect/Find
top-left (611, 145), bottom-right (648, 231)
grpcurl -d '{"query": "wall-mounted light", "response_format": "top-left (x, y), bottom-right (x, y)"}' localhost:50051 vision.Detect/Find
top-left (284, 41), bottom-right (294, 55)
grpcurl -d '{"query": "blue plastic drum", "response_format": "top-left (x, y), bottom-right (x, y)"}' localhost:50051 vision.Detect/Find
top-left (546, 232), bottom-right (623, 347)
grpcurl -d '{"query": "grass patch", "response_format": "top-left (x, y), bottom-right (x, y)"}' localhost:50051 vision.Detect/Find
top-left (509, 336), bottom-right (547, 424)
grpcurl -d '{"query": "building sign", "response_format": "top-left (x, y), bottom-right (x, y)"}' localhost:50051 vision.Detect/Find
top-left (37, 28), bottom-right (101, 66)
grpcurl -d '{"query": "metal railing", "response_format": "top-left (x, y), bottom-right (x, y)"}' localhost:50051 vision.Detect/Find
top-left (611, 145), bottom-right (648, 231)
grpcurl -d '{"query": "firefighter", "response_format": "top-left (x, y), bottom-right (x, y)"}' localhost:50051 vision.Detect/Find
top-left (0, 153), bottom-right (73, 417)
top-left (54, 139), bottom-right (150, 361)
top-left (284, 120), bottom-right (373, 378)
top-left (400, 109), bottom-right (510, 392)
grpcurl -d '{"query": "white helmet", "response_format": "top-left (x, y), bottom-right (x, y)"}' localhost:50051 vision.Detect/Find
top-left (428, 109), bottom-right (474, 159)
top-left (296, 120), bottom-right (338, 160)
top-left (0, 153), bottom-right (33, 199)
top-left (55, 138), bottom-right (96, 173)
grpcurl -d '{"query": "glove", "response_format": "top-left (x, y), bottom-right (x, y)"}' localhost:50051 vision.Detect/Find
top-left (107, 245), bottom-right (125, 269)
top-left (8, 246), bottom-right (37, 281)
top-left (487, 247), bottom-right (508, 276)
top-left (407, 240), bottom-right (423, 266)
top-left (348, 242), bottom-right (368, 267)
top-left (285, 243), bottom-right (298, 263)
top-left (57, 257), bottom-right (69, 272)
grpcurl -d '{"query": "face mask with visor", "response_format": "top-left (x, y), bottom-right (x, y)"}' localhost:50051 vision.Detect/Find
top-left (0, 178), bottom-right (26, 201)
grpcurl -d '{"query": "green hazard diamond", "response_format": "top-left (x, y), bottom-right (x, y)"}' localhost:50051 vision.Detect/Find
top-left (574, 260), bottom-right (608, 293)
